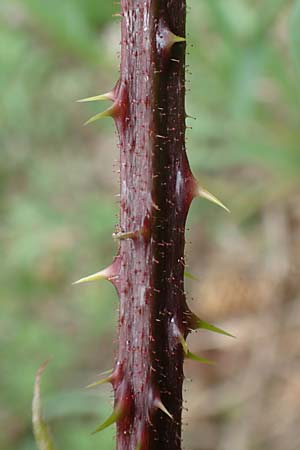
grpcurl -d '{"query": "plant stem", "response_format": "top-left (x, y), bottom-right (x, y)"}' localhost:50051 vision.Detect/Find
top-left (110, 2), bottom-right (195, 450)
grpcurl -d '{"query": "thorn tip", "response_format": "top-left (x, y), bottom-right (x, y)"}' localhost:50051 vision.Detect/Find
top-left (191, 314), bottom-right (236, 338)
top-left (198, 186), bottom-right (230, 213)
top-left (92, 407), bottom-right (122, 434)
top-left (77, 92), bottom-right (114, 103)
top-left (85, 376), bottom-right (111, 389)
top-left (84, 104), bottom-right (117, 126)
top-left (155, 400), bottom-right (173, 420)
top-left (72, 267), bottom-right (112, 285)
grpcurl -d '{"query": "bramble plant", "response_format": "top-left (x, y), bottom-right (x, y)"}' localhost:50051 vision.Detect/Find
top-left (33, 2), bottom-right (233, 450)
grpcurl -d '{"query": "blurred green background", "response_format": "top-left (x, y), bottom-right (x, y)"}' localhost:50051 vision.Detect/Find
top-left (1, 1), bottom-right (299, 450)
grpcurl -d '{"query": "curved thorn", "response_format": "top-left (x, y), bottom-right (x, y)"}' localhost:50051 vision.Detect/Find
top-left (77, 92), bottom-right (114, 103)
top-left (186, 351), bottom-right (215, 365)
top-left (92, 408), bottom-right (122, 434)
top-left (154, 400), bottom-right (173, 420)
top-left (198, 186), bottom-right (230, 213)
top-left (184, 270), bottom-right (199, 281)
top-left (84, 105), bottom-right (116, 126)
top-left (194, 317), bottom-right (236, 338)
top-left (32, 360), bottom-right (56, 450)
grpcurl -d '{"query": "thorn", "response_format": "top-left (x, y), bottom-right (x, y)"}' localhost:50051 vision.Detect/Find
top-left (179, 333), bottom-right (215, 365)
top-left (179, 334), bottom-right (189, 356)
top-left (92, 407), bottom-right (122, 434)
top-left (169, 32), bottom-right (186, 45)
top-left (197, 186), bottom-right (230, 213)
top-left (186, 113), bottom-right (196, 120)
top-left (73, 271), bottom-right (106, 285)
top-left (84, 104), bottom-right (117, 126)
top-left (77, 92), bottom-right (114, 103)
top-left (154, 399), bottom-right (173, 420)
top-left (32, 360), bottom-right (56, 450)
top-left (85, 376), bottom-right (111, 389)
top-left (112, 230), bottom-right (137, 241)
top-left (151, 199), bottom-right (160, 211)
top-left (192, 316), bottom-right (236, 338)
top-left (72, 266), bottom-right (114, 285)
top-left (99, 368), bottom-right (113, 377)
top-left (184, 270), bottom-right (199, 281)
top-left (157, 19), bottom-right (185, 54)
top-left (186, 351), bottom-right (215, 365)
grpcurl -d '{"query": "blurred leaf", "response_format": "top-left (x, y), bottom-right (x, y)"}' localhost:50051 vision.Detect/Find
top-left (290, 0), bottom-right (300, 81)
top-left (45, 390), bottom-right (109, 420)
top-left (32, 361), bottom-right (56, 450)
top-left (17, 0), bottom-right (101, 62)
top-left (203, 0), bottom-right (235, 43)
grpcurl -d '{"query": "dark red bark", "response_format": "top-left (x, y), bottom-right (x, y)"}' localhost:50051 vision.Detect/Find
top-left (105, 2), bottom-right (196, 450)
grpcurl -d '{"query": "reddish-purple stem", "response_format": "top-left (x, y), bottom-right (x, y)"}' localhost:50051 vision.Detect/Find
top-left (107, 2), bottom-right (196, 450)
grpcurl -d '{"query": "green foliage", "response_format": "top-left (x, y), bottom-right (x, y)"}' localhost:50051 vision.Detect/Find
top-left (187, 0), bottom-right (299, 225)
top-left (0, 2), bottom-right (118, 450)
top-left (290, 0), bottom-right (300, 80)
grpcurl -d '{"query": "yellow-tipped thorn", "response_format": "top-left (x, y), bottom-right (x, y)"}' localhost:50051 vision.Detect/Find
top-left (170, 32), bottom-right (186, 44)
top-left (72, 268), bottom-right (110, 285)
top-left (112, 230), bottom-right (137, 241)
top-left (77, 92), bottom-right (113, 103)
top-left (85, 377), bottom-right (111, 389)
top-left (198, 186), bottom-right (230, 213)
top-left (99, 368), bottom-right (113, 377)
top-left (84, 105), bottom-right (116, 126)
top-left (155, 400), bottom-right (173, 420)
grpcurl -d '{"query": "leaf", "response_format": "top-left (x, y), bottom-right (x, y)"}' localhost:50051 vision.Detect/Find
top-left (32, 360), bottom-right (56, 450)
